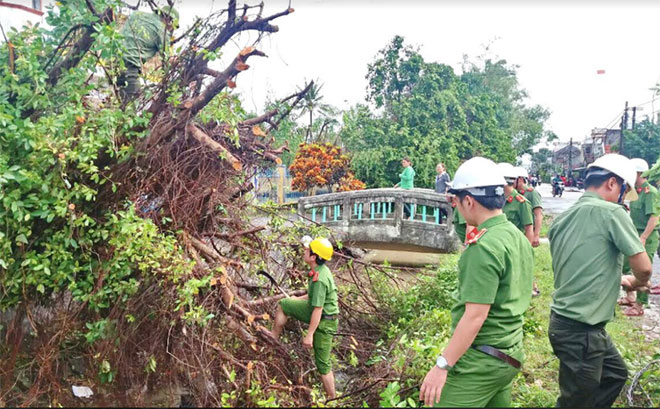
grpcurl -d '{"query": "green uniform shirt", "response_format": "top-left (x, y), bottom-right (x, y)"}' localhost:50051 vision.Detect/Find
top-left (521, 185), bottom-right (543, 210)
top-left (121, 11), bottom-right (166, 68)
top-left (548, 191), bottom-right (645, 325)
top-left (450, 214), bottom-right (534, 348)
top-left (398, 166), bottom-right (415, 189)
top-left (452, 204), bottom-right (467, 242)
top-left (308, 264), bottom-right (339, 315)
top-left (630, 180), bottom-right (660, 231)
top-left (503, 190), bottom-right (533, 232)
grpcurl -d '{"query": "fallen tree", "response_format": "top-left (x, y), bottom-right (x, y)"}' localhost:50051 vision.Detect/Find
top-left (0, 1), bottom-right (398, 406)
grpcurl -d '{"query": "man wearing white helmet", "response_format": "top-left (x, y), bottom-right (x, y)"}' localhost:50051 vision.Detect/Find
top-left (420, 157), bottom-right (533, 407)
top-left (497, 163), bottom-right (534, 245)
top-left (619, 158), bottom-right (660, 316)
top-left (547, 153), bottom-right (652, 407)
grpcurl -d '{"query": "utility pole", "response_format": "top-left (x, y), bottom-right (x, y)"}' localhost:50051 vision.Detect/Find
top-left (620, 101), bottom-right (628, 155)
top-left (632, 106), bottom-right (637, 130)
top-left (568, 137), bottom-right (573, 178)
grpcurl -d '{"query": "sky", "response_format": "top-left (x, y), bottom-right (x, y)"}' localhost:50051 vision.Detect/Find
top-left (5, 0), bottom-right (659, 146)
top-left (175, 0), bottom-right (660, 146)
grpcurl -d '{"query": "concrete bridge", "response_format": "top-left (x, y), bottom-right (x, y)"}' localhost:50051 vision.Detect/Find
top-left (297, 188), bottom-right (460, 253)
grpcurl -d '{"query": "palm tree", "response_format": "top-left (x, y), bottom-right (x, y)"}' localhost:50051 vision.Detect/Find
top-left (299, 80), bottom-right (334, 143)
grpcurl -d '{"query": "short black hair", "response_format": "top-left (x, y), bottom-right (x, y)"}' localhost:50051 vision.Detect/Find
top-left (584, 172), bottom-right (623, 190)
top-left (456, 191), bottom-right (505, 210)
top-left (314, 254), bottom-right (326, 265)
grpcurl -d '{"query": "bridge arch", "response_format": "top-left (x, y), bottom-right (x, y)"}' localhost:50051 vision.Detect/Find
top-left (297, 188), bottom-right (460, 253)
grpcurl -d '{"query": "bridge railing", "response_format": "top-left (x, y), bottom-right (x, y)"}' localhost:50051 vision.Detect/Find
top-left (297, 188), bottom-right (458, 253)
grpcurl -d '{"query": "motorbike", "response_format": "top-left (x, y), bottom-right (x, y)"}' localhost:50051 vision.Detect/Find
top-left (552, 181), bottom-right (564, 197)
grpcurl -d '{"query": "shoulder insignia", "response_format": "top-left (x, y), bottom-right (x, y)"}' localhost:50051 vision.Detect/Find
top-left (637, 187), bottom-right (643, 193)
top-left (516, 195), bottom-right (526, 203)
top-left (645, 187), bottom-right (651, 194)
top-left (517, 188), bottom-right (525, 194)
top-left (507, 196), bottom-right (514, 203)
top-left (308, 270), bottom-right (319, 282)
top-left (465, 227), bottom-right (488, 245)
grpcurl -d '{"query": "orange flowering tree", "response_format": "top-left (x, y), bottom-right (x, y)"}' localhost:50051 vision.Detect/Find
top-left (290, 143), bottom-right (366, 192)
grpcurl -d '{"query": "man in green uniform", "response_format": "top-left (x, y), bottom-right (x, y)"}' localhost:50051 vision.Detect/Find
top-left (547, 153), bottom-right (652, 407)
top-left (514, 166), bottom-right (543, 296)
top-left (420, 157), bottom-right (533, 407)
top-left (497, 163), bottom-right (534, 244)
top-left (514, 166), bottom-right (543, 247)
top-left (394, 157), bottom-right (415, 219)
top-left (451, 201), bottom-right (475, 245)
top-left (118, 6), bottom-right (179, 101)
top-left (269, 236), bottom-right (339, 399)
top-left (619, 158), bottom-right (660, 316)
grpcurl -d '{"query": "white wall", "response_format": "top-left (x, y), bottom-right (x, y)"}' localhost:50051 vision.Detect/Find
top-left (0, 0), bottom-right (54, 39)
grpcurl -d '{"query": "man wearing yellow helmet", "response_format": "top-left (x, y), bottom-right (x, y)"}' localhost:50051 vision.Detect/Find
top-left (269, 236), bottom-right (339, 398)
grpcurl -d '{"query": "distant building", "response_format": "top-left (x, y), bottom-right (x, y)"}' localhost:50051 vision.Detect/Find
top-left (553, 142), bottom-right (583, 172)
top-left (0, 1), bottom-right (52, 37)
top-left (583, 128), bottom-right (622, 165)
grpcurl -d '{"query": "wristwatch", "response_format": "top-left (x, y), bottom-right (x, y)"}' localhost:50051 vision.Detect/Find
top-left (436, 355), bottom-right (453, 371)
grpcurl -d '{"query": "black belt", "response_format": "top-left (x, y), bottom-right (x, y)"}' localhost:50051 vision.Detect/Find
top-left (321, 314), bottom-right (337, 320)
top-left (550, 311), bottom-right (606, 330)
top-left (472, 345), bottom-right (521, 369)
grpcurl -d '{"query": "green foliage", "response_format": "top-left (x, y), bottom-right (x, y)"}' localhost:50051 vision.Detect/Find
top-left (368, 262), bottom-right (458, 402)
top-left (645, 154), bottom-right (660, 187)
top-left (0, 1), bottom-right (192, 320)
top-left (342, 35), bottom-right (550, 188)
top-left (623, 120), bottom-right (660, 167)
top-left (379, 381), bottom-right (418, 408)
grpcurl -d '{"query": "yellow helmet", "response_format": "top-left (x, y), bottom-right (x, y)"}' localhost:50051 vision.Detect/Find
top-left (305, 236), bottom-right (333, 260)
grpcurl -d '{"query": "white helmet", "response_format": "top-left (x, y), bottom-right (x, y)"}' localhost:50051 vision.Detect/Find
top-left (630, 158), bottom-right (649, 173)
top-left (513, 166), bottom-right (529, 179)
top-left (587, 154), bottom-right (638, 201)
top-left (448, 157), bottom-right (505, 196)
top-left (496, 162), bottom-right (517, 183)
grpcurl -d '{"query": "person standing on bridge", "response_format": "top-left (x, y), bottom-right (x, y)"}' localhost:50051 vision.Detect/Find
top-left (547, 154), bottom-right (652, 407)
top-left (435, 163), bottom-right (451, 194)
top-left (618, 158), bottom-right (660, 317)
top-left (394, 157), bottom-right (415, 219)
top-left (497, 163), bottom-right (534, 245)
top-left (268, 236), bottom-right (339, 399)
top-left (420, 157), bottom-right (533, 407)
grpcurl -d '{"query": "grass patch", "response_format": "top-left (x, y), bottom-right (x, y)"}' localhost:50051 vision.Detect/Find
top-left (539, 214), bottom-right (554, 238)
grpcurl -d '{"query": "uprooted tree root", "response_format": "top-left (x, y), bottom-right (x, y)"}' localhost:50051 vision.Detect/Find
top-left (0, 0), bottom-right (422, 406)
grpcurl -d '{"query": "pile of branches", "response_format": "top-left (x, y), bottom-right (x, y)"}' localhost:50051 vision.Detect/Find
top-left (0, 1), bottom-right (413, 407)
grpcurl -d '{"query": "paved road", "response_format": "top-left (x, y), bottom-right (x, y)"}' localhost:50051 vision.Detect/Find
top-left (535, 182), bottom-right (581, 216)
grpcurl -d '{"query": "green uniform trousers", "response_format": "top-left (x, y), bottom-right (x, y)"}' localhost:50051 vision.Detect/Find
top-left (433, 343), bottom-right (523, 408)
top-left (622, 230), bottom-right (659, 304)
top-left (118, 63), bottom-right (141, 101)
top-left (279, 297), bottom-right (337, 375)
top-left (548, 312), bottom-right (628, 408)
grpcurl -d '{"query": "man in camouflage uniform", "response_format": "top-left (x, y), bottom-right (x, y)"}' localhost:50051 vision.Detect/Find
top-left (118, 6), bottom-right (179, 101)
